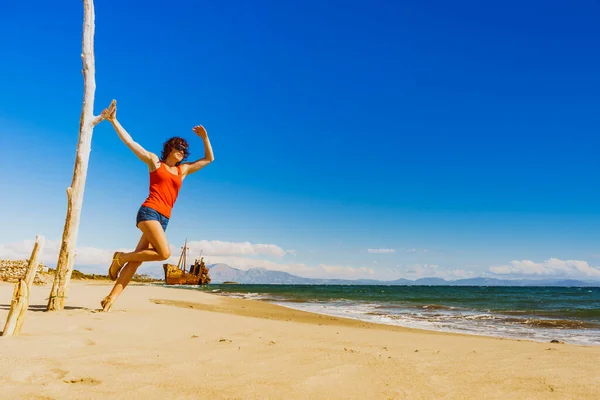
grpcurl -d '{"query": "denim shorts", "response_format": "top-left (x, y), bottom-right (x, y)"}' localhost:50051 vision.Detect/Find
top-left (136, 206), bottom-right (169, 231)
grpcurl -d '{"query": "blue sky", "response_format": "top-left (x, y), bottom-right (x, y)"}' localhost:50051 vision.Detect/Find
top-left (1, 0), bottom-right (599, 280)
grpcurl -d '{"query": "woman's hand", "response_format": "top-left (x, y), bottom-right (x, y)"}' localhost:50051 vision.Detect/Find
top-left (180, 124), bottom-right (214, 176)
top-left (192, 125), bottom-right (208, 138)
top-left (101, 100), bottom-right (117, 122)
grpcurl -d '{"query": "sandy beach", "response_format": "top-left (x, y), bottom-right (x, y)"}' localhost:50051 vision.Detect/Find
top-left (1, 281), bottom-right (599, 399)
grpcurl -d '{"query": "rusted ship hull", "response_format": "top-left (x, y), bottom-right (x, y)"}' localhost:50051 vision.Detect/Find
top-left (163, 263), bottom-right (183, 284)
top-left (163, 262), bottom-right (210, 286)
top-left (163, 240), bottom-right (210, 285)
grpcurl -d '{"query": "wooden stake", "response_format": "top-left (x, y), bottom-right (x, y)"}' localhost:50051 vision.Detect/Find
top-left (47, 0), bottom-right (112, 311)
top-left (2, 236), bottom-right (45, 337)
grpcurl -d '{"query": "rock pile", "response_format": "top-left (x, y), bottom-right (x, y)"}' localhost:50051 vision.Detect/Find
top-left (0, 259), bottom-right (50, 285)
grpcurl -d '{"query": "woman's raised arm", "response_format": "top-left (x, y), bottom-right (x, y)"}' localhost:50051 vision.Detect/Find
top-left (101, 101), bottom-right (158, 167)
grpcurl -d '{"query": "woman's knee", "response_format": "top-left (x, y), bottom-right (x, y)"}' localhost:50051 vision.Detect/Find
top-left (157, 248), bottom-right (171, 260)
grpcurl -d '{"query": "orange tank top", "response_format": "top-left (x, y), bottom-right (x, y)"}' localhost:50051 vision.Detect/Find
top-left (141, 163), bottom-right (183, 219)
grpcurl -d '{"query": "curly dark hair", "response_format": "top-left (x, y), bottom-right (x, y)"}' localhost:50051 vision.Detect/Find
top-left (160, 137), bottom-right (190, 165)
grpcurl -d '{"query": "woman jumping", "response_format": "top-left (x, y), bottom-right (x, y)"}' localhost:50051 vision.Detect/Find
top-left (99, 101), bottom-right (215, 312)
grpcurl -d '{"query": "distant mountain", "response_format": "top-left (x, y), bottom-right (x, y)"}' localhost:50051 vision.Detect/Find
top-left (207, 264), bottom-right (600, 287)
top-left (413, 277), bottom-right (449, 285)
top-left (208, 263), bottom-right (375, 285)
top-left (453, 277), bottom-right (512, 286)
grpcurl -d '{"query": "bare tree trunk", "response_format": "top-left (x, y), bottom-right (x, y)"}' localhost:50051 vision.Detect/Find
top-left (47, 0), bottom-right (111, 311)
top-left (2, 236), bottom-right (45, 336)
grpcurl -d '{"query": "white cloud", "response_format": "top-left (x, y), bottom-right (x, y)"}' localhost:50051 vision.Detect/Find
top-left (368, 248), bottom-right (396, 254)
top-left (318, 264), bottom-right (376, 279)
top-left (186, 240), bottom-right (286, 257)
top-left (286, 249), bottom-right (298, 256)
top-left (0, 239), bottom-right (380, 280)
top-left (404, 248), bottom-right (429, 253)
top-left (0, 239), bottom-right (128, 267)
top-left (489, 258), bottom-right (600, 279)
top-left (0, 238), bottom-right (148, 276)
top-left (0, 239), bottom-right (485, 282)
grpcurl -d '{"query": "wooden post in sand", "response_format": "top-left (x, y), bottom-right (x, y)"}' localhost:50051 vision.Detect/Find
top-left (47, 0), bottom-right (112, 311)
top-left (2, 236), bottom-right (45, 337)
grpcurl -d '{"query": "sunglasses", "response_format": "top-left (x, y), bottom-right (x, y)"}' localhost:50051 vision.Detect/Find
top-left (174, 144), bottom-right (188, 153)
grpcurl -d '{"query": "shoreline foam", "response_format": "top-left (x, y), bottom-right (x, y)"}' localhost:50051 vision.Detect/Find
top-left (176, 284), bottom-right (600, 346)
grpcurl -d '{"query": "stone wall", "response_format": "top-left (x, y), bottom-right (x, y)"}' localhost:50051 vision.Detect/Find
top-left (0, 259), bottom-right (50, 285)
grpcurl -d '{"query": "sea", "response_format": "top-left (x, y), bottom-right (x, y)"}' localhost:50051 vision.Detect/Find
top-left (174, 284), bottom-right (600, 346)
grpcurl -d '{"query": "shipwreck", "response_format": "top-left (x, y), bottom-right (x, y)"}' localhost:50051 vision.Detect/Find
top-left (163, 239), bottom-right (211, 285)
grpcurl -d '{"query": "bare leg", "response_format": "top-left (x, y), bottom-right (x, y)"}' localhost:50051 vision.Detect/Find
top-left (104, 235), bottom-right (150, 303)
top-left (102, 221), bottom-right (170, 311)
top-left (113, 220), bottom-right (171, 264)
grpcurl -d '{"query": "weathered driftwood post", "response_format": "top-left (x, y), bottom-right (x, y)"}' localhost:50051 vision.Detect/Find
top-left (2, 236), bottom-right (45, 337)
top-left (47, 0), bottom-right (112, 311)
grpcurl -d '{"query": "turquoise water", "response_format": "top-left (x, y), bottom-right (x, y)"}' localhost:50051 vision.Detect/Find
top-left (177, 284), bottom-right (600, 346)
